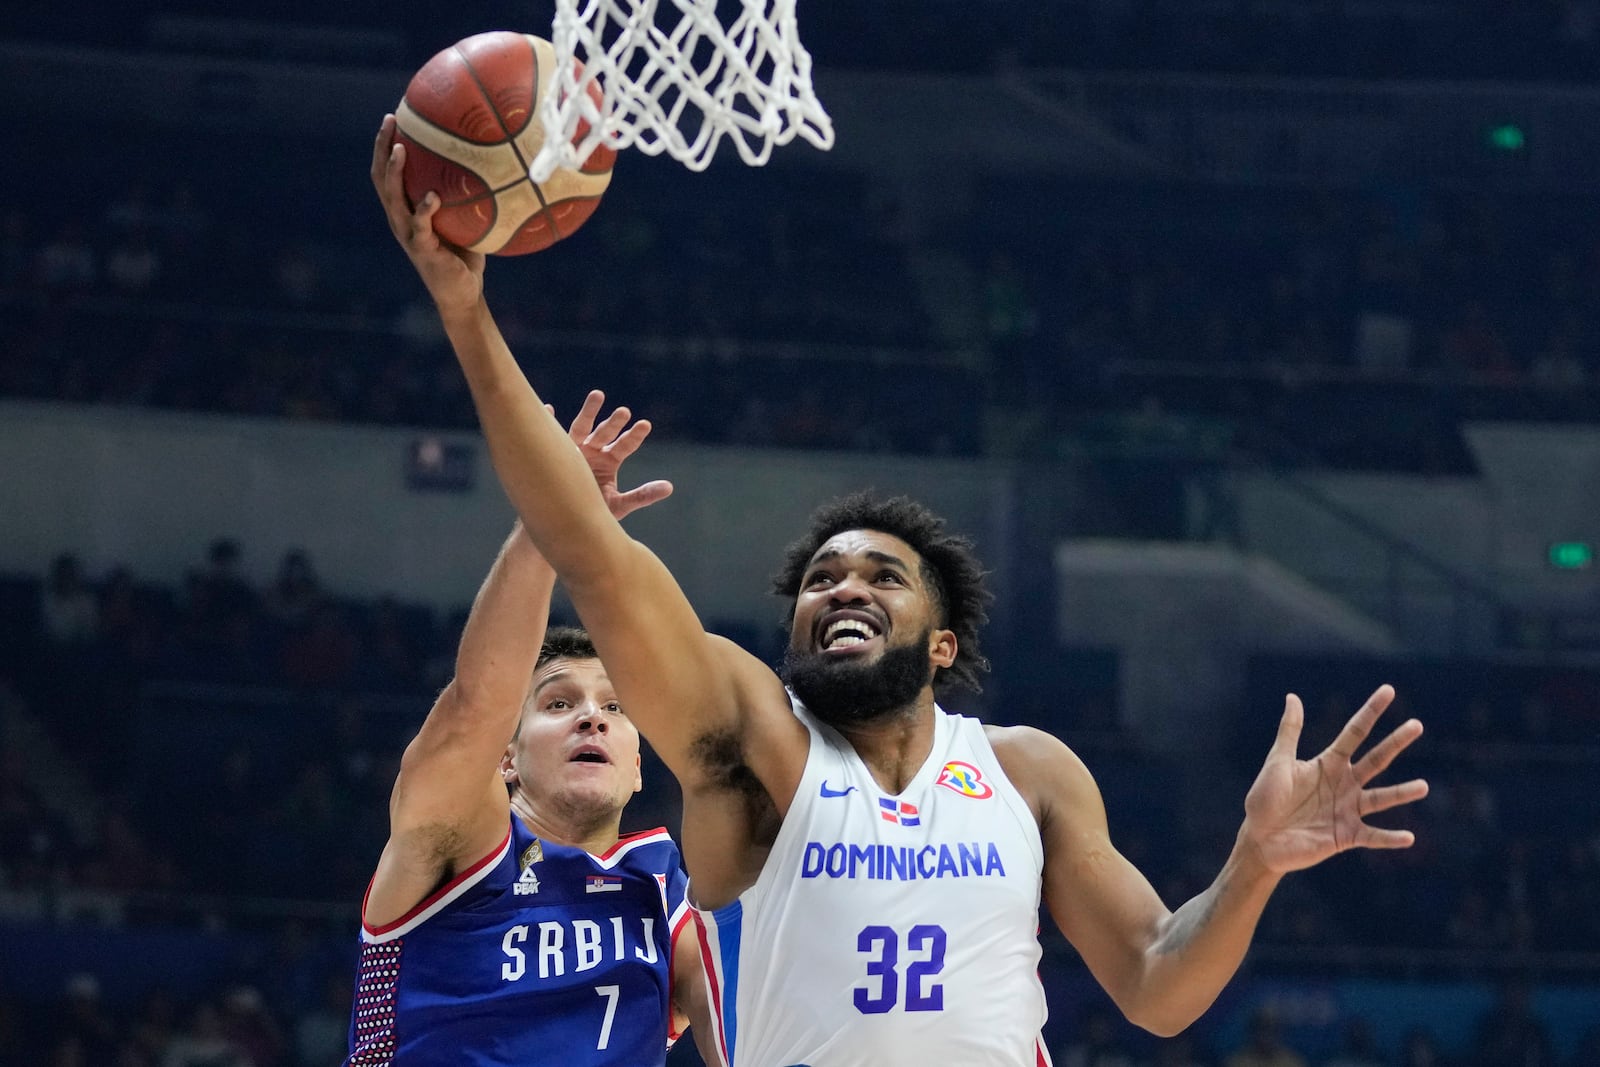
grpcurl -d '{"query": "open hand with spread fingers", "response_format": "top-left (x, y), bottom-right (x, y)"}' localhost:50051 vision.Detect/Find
top-left (560, 389), bottom-right (674, 521)
top-left (1241, 684), bottom-right (1428, 874)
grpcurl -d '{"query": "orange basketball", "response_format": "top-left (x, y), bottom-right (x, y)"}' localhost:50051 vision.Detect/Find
top-left (393, 31), bottom-right (614, 256)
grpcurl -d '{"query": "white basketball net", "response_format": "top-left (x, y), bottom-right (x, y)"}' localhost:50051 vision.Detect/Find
top-left (529, 0), bottom-right (835, 181)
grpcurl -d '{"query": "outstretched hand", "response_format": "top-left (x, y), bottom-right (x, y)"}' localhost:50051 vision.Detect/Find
top-left (371, 113), bottom-right (484, 318)
top-left (559, 389), bottom-right (674, 520)
top-left (1241, 684), bottom-right (1428, 874)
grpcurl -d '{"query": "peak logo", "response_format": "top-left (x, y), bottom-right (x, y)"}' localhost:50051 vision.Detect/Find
top-left (936, 761), bottom-right (993, 799)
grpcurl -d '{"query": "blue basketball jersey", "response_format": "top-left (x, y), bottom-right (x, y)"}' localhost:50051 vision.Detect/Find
top-left (346, 819), bottom-right (690, 1067)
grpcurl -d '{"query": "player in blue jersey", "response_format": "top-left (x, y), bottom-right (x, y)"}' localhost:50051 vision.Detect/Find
top-left (345, 386), bottom-right (710, 1066)
top-left (373, 114), bottom-right (1429, 1066)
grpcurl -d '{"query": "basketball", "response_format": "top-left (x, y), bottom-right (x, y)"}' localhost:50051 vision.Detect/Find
top-left (393, 31), bottom-right (615, 256)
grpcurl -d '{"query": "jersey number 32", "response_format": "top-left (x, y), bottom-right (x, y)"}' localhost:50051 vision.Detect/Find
top-left (854, 924), bottom-right (946, 1014)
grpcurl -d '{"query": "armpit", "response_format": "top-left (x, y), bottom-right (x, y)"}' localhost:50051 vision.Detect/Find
top-left (689, 728), bottom-right (768, 797)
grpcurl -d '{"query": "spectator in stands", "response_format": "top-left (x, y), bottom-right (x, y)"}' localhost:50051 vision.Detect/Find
top-left (1324, 1018), bottom-right (1387, 1067)
top-left (127, 990), bottom-right (180, 1067)
top-left (163, 1001), bottom-right (255, 1067)
top-left (1054, 1007), bottom-right (1138, 1067)
top-left (279, 603), bottom-right (359, 690)
top-left (1397, 1028), bottom-right (1446, 1067)
top-left (292, 974), bottom-right (352, 1067)
top-left (1445, 887), bottom-right (1507, 950)
top-left (265, 549), bottom-right (322, 630)
top-left (104, 226), bottom-right (163, 297)
top-left (0, 742), bottom-right (71, 890)
top-left (195, 537), bottom-right (258, 624)
top-left (76, 809), bottom-right (173, 893)
top-left (48, 974), bottom-right (118, 1065)
top-left (218, 986), bottom-right (284, 1067)
top-left (33, 219), bottom-right (96, 292)
top-left (1469, 980), bottom-right (1556, 1067)
top-left (1437, 302), bottom-right (1518, 383)
top-left (361, 595), bottom-right (422, 690)
top-left (40, 553), bottom-right (98, 646)
top-left (1226, 1008), bottom-right (1308, 1067)
top-left (0, 209), bottom-right (31, 292)
top-left (1151, 1034), bottom-right (1211, 1067)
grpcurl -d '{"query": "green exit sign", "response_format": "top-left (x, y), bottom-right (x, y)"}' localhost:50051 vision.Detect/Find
top-left (1548, 542), bottom-right (1594, 569)
top-left (1486, 123), bottom-right (1527, 152)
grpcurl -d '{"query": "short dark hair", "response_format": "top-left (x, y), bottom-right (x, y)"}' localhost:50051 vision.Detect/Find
top-left (537, 626), bottom-right (598, 669)
top-left (770, 491), bottom-right (991, 692)
top-left (514, 627), bottom-right (602, 744)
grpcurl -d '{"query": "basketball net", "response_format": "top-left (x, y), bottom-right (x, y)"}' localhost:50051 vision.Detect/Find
top-left (529, 0), bottom-right (835, 181)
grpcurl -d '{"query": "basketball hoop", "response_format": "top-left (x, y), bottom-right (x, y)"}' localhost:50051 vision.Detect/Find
top-left (529, 0), bottom-right (835, 181)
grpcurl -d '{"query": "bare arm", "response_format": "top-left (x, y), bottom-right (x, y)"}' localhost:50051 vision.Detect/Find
top-left (369, 115), bottom-right (805, 822)
top-left (365, 397), bottom-right (672, 927)
top-left (671, 923), bottom-right (718, 1066)
top-left (996, 685), bottom-right (1426, 1036)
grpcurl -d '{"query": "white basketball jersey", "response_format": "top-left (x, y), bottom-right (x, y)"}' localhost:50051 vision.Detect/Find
top-left (694, 698), bottom-right (1051, 1067)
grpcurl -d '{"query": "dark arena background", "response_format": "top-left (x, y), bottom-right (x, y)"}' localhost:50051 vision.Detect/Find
top-left (3, 1), bottom-right (1599, 1064)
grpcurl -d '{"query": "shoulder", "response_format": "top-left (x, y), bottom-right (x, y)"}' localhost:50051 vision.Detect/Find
top-left (983, 723), bottom-right (1106, 830)
top-left (984, 722), bottom-right (1091, 780)
top-left (603, 826), bottom-right (681, 863)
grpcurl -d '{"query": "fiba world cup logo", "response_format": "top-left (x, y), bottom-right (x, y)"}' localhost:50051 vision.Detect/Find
top-left (936, 761), bottom-right (994, 799)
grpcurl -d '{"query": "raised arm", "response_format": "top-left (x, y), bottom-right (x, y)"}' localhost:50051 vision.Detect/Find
top-left (997, 685), bottom-right (1426, 1036)
top-left (364, 395), bottom-right (672, 928)
top-left (370, 115), bottom-right (804, 812)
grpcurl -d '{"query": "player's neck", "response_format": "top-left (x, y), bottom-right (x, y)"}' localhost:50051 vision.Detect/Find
top-left (510, 793), bottom-right (622, 856)
top-left (834, 693), bottom-right (938, 795)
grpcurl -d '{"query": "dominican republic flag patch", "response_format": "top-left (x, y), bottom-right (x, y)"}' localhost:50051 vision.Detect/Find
top-left (585, 875), bottom-right (623, 893)
top-left (878, 798), bottom-right (920, 826)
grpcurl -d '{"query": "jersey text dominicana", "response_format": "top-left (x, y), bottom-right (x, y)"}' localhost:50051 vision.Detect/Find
top-left (347, 820), bottom-right (689, 1066)
top-left (694, 699), bottom-right (1050, 1067)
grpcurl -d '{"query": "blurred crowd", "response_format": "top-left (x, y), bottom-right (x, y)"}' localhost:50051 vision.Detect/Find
top-left (5, 148), bottom-right (1600, 472)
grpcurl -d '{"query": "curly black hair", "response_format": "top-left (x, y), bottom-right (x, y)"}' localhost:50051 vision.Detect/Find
top-left (770, 491), bottom-right (992, 692)
top-left (537, 626), bottom-right (599, 669)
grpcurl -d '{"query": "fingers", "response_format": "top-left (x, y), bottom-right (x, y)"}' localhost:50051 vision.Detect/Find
top-left (1270, 693), bottom-right (1304, 760)
top-left (1326, 684), bottom-right (1395, 762)
top-left (610, 479), bottom-right (675, 520)
top-left (567, 389), bottom-right (606, 442)
top-left (585, 405), bottom-right (634, 450)
top-left (370, 113), bottom-right (395, 190)
top-left (1359, 778), bottom-right (1429, 817)
top-left (373, 113), bottom-right (446, 250)
top-left (1352, 717), bottom-right (1424, 786)
top-left (1357, 825), bottom-right (1417, 850)
top-left (603, 418), bottom-right (652, 462)
top-left (410, 191), bottom-right (442, 245)
top-left (566, 389), bottom-right (653, 457)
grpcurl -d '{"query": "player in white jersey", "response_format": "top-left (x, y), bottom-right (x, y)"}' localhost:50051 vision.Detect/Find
top-left (697, 698), bottom-right (1052, 1066)
top-left (374, 115), bottom-right (1430, 1067)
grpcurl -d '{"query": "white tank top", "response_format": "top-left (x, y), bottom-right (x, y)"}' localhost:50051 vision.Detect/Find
top-left (694, 698), bottom-right (1052, 1067)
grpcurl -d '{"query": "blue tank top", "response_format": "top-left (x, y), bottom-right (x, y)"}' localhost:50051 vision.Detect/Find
top-left (347, 819), bottom-right (689, 1066)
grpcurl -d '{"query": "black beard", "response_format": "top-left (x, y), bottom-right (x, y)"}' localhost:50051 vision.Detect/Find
top-left (781, 630), bottom-right (934, 728)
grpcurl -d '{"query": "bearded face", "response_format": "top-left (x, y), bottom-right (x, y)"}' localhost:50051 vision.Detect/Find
top-left (781, 627), bottom-right (935, 727)
top-left (785, 529), bottom-right (956, 729)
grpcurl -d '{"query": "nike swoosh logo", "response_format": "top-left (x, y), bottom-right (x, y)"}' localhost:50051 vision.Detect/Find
top-left (819, 781), bottom-right (857, 798)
